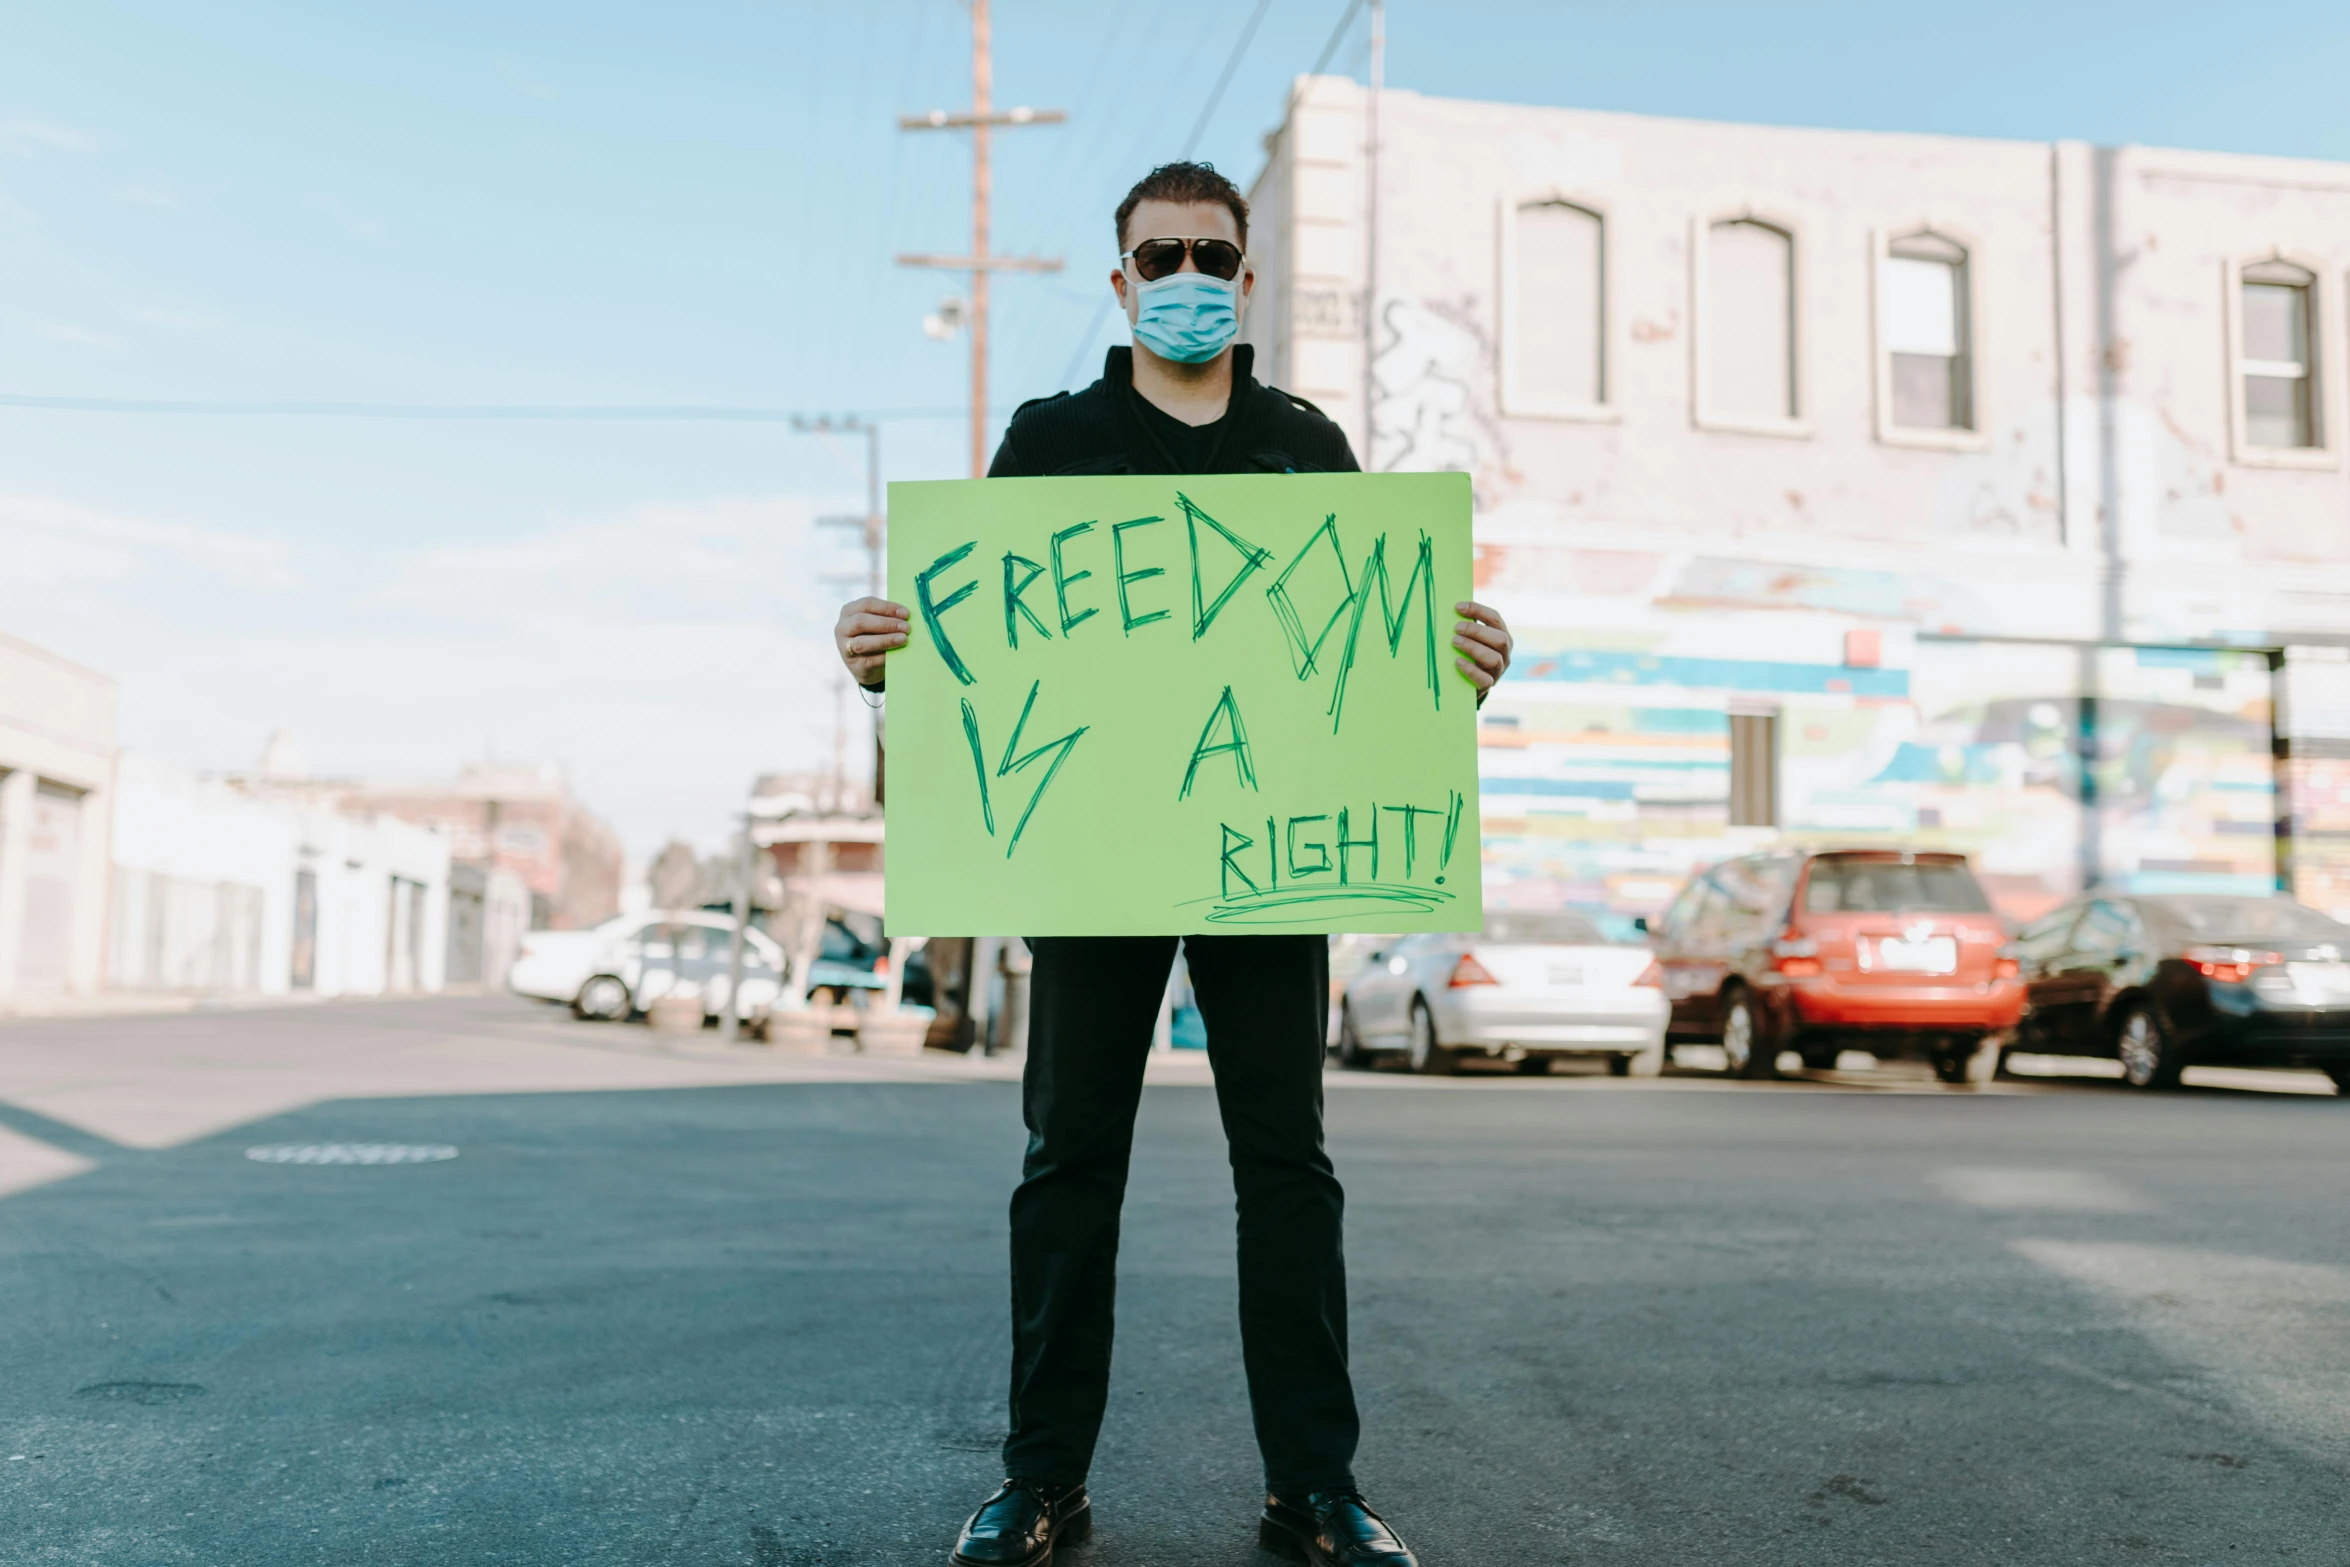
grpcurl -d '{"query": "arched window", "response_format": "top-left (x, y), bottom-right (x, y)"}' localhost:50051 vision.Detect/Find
top-left (1880, 232), bottom-right (1973, 432)
top-left (2240, 259), bottom-right (2319, 450)
top-left (1705, 218), bottom-right (1797, 423)
top-left (1506, 199), bottom-right (1605, 413)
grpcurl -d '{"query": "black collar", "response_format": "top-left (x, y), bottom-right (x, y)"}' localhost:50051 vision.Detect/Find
top-left (1103, 344), bottom-right (1254, 473)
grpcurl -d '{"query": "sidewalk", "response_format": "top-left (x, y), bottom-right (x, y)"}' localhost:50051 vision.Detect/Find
top-left (0, 986), bottom-right (485, 1023)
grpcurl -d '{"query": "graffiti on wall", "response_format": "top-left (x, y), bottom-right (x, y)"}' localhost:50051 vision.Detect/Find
top-left (1367, 295), bottom-right (1505, 496)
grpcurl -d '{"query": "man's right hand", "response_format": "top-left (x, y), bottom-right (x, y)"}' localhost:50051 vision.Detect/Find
top-left (835, 597), bottom-right (910, 689)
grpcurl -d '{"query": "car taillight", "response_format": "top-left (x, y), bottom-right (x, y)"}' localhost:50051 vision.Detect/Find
top-left (1771, 934), bottom-right (1821, 978)
top-left (1994, 943), bottom-right (2020, 980)
top-left (2185, 946), bottom-right (2280, 983)
top-left (1632, 958), bottom-right (1664, 989)
top-left (1448, 953), bottom-right (1499, 988)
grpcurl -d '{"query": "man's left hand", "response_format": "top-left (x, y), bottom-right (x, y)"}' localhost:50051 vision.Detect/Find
top-left (1452, 601), bottom-right (1514, 698)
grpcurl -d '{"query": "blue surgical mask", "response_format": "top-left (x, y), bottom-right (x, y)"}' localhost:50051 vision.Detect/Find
top-left (1129, 269), bottom-right (1242, 364)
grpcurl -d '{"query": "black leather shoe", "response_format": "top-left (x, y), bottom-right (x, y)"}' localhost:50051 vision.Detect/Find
top-left (950, 1478), bottom-right (1091, 1566)
top-left (1258, 1490), bottom-right (1417, 1566)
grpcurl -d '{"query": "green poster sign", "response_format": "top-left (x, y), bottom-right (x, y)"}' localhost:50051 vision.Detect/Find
top-left (883, 471), bottom-right (1482, 935)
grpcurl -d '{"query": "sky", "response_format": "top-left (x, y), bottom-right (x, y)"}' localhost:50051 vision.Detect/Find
top-left (4, 0), bottom-right (2349, 861)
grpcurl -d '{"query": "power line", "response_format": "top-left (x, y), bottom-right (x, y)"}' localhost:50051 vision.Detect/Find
top-left (0, 394), bottom-right (967, 423)
top-left (1056, 0), bottom-right (1366, 392)
top-left (1304, 0), bottom-right (1369, 96)
top-left (1181, 0), bottom-right (1278, 154)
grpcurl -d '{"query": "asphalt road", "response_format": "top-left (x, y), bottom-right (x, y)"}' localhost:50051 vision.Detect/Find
top-left (2, 996), bottom-right (2345, 1565)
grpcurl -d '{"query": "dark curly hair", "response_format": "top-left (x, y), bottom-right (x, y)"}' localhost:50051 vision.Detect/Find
top-left (1114, 161), bottom-right (1250, 252)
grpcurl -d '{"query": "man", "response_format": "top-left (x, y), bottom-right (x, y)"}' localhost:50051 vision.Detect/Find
top-left (833, 162), bottom-right (1514, 1567)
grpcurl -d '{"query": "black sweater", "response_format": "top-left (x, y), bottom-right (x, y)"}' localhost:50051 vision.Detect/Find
top-left (986, 345), bottom-right (1359, 479)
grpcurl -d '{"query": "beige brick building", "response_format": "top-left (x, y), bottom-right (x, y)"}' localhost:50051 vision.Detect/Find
top-left (1241, 80), bottom-right (2350, 925)
top-left (0, 631), bottom-right (115, 1001)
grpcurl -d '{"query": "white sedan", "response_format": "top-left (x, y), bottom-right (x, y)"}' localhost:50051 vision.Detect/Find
top-left (1336, 911), bottom-right (1669, 1075)
top-left (508, 911), bottom-right (784, 1024)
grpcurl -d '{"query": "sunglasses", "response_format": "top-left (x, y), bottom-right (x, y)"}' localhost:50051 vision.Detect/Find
top-left (1122, 236), bottom-right (1246, 283)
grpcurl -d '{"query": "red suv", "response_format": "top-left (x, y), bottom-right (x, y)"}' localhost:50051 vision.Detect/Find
top-left (1652, 850), bottom-right (2021, 1082)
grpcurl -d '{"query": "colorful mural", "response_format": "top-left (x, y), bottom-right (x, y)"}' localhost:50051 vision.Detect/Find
top-left (1478, 616), bottom-right (2279, 930)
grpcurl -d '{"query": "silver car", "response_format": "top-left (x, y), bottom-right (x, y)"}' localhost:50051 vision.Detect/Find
top-left (1335, 911), bottom-right (1669, 1075)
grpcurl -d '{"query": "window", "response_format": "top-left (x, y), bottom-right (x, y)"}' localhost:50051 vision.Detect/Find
top-left (2014, 907), bottom-right (2082, 971)
top-left (1700, 858), bottom-right (1797, 941)
top-left (1799, 856), bottom-right (1992, 914)
top-left (2068, 899), bottom-right (2140, 961)
top-left (2240, 260), bottom-right (2318, 450)
top-left (1504, 198), bottom-right (1605, 415)
top-left (1704, 218), bottom-right (1797, 423)
top-left (2159, 895), bottom-right (2348, 943)
top-left (1728, 711), bottom-right (1778, 827)
top-left (1481, 911), bottom-right (1606, 945)
top-left (1680, 880), bottom-right (1731, 942)
top-left (1880, 232), bottom-right (1974, 432)
top-left (1658, 877), bottom-right (1711, 941)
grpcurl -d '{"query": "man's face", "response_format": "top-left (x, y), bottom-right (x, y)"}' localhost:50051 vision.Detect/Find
top-left (1112, 198), bottom-right (1253, 328)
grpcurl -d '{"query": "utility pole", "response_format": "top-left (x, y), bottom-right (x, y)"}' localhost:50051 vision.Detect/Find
top-left (1362, 0), bottom-right (1384, 472)
top-left (723, 810), bottom-right (755, 1044)
top-left (799, 414), bottom-right (883, 596)
top-left (800, 414), bottom-right (886, 806)
top-left (898, 0), bottom-right (1065, 477)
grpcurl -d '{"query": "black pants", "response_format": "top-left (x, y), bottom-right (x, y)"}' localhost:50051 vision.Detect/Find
top-left (1002, 935), bottom-right (1359, 1495)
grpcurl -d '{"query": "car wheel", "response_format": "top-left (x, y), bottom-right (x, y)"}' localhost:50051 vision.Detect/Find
top-left (2325, 1064), bottom-right (2350, 1096)
top-left (1406, 999), bottom-right (1457, 1075)
top-left (1931, 1036), bottom-right (1990, 1085)
top-left (1336, 1003), bottom-right (1371, 1069)
top-left (2114, 1003), bottom-right (2184, 1089)
top-left (1720, 990), bottom-right (1778, 1080)
top-left (573, 974), bottom-right (631, 1021)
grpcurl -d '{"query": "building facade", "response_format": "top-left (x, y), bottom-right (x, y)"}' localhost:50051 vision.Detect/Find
top-left (109, 751), bottom-right (453, 998)
top-left (1244, 80), bottom-right (2350, 925)
top-left (342, 761), bottom-right (623, 932)
top-left (0, 631), bottom-right (115, 1000)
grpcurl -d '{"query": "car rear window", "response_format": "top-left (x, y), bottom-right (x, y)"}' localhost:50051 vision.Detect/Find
top-left (1801, 857), bottom-right (1991, 914)
top-left (2155, 897), bottom-right (2349, 943)
top-left (1481, 911), bottom-right (1606, 945)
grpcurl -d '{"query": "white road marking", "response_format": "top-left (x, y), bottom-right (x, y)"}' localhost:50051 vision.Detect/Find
top-left (245, 1143), bottom-right (458, 1165)
top-left (1931, 1167), bottom-right (2147, 1212)
top-left (2016, 1239), bottom-right (2350, 1461)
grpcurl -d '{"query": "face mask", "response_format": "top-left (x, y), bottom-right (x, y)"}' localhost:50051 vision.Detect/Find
top-left (1129, 269), bottom-right (1242, 364)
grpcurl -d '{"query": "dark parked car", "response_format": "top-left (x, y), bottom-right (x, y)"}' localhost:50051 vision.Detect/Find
top-left (1653, 849), bottom-right (2022, 1082)
top-left (2013, 893), bottom-right (2350, 1091)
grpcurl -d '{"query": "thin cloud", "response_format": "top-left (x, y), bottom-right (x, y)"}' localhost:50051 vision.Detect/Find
top-left (37, 321), bottom-right (122, 350)
top-left (383, 494), bottom-right (851, 632)
top-left (0, 492), bottom-right (862, 857)
top-left (0, 494), bottom-right (297, 590)
top-left (305, 194), bottom-right (385, 243)
top-left (0, 117), bottom-right (93, 157)
top-left (113, 184), bottom-right (187, 211)
top-left (127, 305), bottom-right (226, 332)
